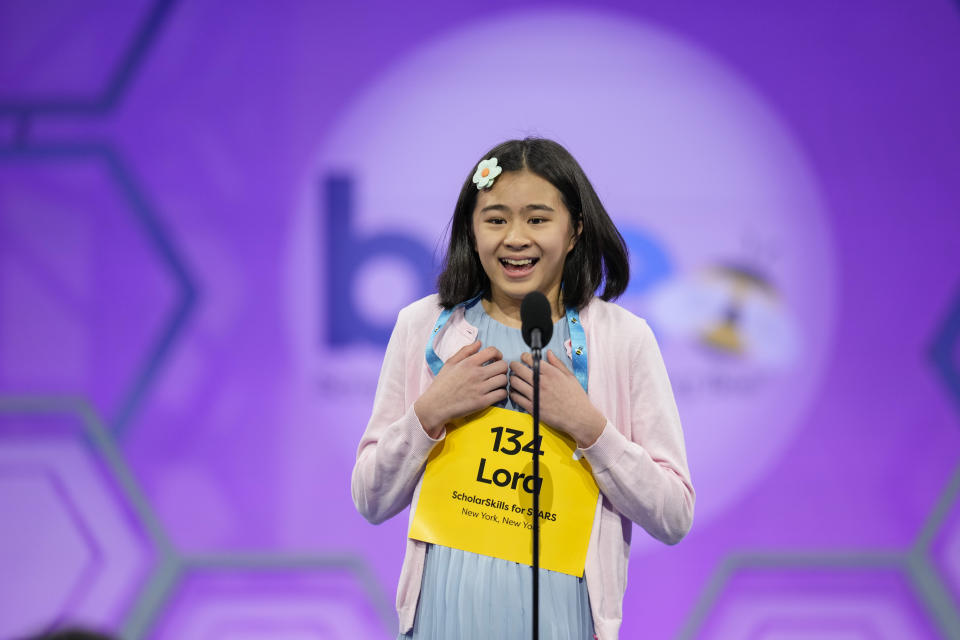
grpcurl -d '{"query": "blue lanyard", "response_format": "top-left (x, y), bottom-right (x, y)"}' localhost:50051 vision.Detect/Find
top-left (424, 294), bottom-right (482, 376)
top-left (425, 295), bottom-right (589, 393)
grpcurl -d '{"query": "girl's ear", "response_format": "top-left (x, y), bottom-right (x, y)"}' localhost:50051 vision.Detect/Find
top-left (569, 219), bottom-right (583, 251)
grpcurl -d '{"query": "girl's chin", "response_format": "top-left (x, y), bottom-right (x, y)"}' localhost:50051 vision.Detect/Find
top-left (490, 283), bottom-right (557, 301)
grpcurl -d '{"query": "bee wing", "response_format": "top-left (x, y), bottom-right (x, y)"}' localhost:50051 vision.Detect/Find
top-left (739, 292), bottom-right (800, 368)
top-left (648, 276), bottom-right (730, 338)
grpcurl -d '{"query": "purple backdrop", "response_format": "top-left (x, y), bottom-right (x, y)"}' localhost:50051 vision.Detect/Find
top-left (1, 1), bottom-right (959, 638)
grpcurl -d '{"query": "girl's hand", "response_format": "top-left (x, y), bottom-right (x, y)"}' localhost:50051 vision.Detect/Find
top-left (415, 341), bottom-right (509, 438)
top-left (509, 350), bottom-right (606, 448)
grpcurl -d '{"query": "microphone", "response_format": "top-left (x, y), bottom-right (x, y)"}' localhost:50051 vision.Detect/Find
top-left (521, 291), bottom-right (553, 349)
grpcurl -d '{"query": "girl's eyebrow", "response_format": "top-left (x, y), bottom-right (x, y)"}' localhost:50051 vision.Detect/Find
top-left (479, 203), bottom-right (556, 213)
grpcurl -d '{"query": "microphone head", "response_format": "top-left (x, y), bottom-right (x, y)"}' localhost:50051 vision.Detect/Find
top-left (521, 291), bottom-right (553, 347)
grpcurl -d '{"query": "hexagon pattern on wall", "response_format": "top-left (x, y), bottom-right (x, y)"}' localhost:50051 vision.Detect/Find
top-left (141, 557), bottom-right (394, 640)
top-left (930, 281), bottom-right (960, 415)
top-left (921, 461), bottom-right (960, 632)
top-left (0, 145), bottom-right (196, 438)
top-left (0, 405), bottom-right (157, 638)
top-left (693, 563), bottom-right (938, 638)
top-left (0, 153), bottom-right (176, 420)
top-left (0, 0), bottom-right (176, 113)
top-left (0, 465), bottom-right (100, 636)
top-left (932, 491), bottom-right (960, 609)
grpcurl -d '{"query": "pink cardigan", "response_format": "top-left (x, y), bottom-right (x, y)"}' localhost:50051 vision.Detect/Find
top-left (351, 294), bottom-right (695, 640)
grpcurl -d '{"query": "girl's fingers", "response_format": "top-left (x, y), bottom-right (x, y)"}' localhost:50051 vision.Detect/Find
top-left (509, 390), bottom-right (530, 411)
top-left (485, 388), bottom-right (508, 405)
top-left (510, 376), bottom-right (532, 398)
top-left (515, 352), bottom-right (568, 377)
top-left (447, 341), bottom-right (482, 365)
top-left (485, 359), bottom-right (509, 376)
top-left (483, 373), bottom-right (508, 392)
top-left (509, 361), bottom-right (532, 384)
top-left (546, 349), bottom-right (573, 375)
top-left (471, 346), bottom-right (503, 364)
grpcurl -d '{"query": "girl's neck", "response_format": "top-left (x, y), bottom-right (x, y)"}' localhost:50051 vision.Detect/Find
top-left (481, 290), bottom-right (564, 328)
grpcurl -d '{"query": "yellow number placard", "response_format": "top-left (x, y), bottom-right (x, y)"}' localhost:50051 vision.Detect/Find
top-left (409, 406), bottom-right (599, 577)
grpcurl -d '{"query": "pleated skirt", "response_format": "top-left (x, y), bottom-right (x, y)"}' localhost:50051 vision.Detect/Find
top-left (398, 544), bottom-right (594, 640)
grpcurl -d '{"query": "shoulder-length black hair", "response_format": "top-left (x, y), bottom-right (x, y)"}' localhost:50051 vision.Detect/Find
top-left (437, 137), bottom-right (629, 310)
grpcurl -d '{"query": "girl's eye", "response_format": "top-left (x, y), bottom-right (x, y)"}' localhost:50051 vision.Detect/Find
top-left (529, 217), bottom-right (546, 225)
top-left (487, 217), bottom-right (506, 225)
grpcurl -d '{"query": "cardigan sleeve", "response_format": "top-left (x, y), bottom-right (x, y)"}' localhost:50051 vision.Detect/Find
top-left (351, 308), bottom-right (443, 525)
top-left (580, 319), bottom-right (695, 545)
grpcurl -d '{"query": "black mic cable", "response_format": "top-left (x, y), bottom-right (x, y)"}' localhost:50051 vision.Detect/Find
top-left (520, 291), bottom-right (553, 640)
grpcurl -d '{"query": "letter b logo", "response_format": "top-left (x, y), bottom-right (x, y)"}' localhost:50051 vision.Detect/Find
top-left (323, 175), bottom-right (435, 346)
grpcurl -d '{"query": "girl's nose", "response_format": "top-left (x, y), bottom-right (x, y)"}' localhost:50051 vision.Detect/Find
top-left (504, 221), bottom-right (530, 247)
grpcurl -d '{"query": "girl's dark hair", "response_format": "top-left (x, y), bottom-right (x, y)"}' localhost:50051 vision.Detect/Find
top-left (437, 137), bottom-right (629, 310)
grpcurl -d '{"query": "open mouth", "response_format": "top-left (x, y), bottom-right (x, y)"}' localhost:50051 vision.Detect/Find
top-left (499, 257), bottom-right (539, 275)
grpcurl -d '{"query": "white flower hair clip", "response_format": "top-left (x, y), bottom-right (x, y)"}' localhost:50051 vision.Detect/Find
top-left (472, 157), bottom-right (503, 190)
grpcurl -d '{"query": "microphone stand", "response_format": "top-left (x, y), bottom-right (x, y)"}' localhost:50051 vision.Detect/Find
top-left (530, 329), bottom-right (542, 640)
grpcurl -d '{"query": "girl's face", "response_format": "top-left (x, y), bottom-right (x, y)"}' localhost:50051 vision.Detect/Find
top-left (472, 169), bottom-right (580, 311)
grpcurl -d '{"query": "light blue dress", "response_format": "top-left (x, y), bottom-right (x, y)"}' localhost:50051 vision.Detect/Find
top-left (400, 302), bottom-right (595, 640)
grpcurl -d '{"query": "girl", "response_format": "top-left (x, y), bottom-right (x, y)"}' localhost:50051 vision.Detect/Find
top-left (351, 138), bottom-right (694, 640)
